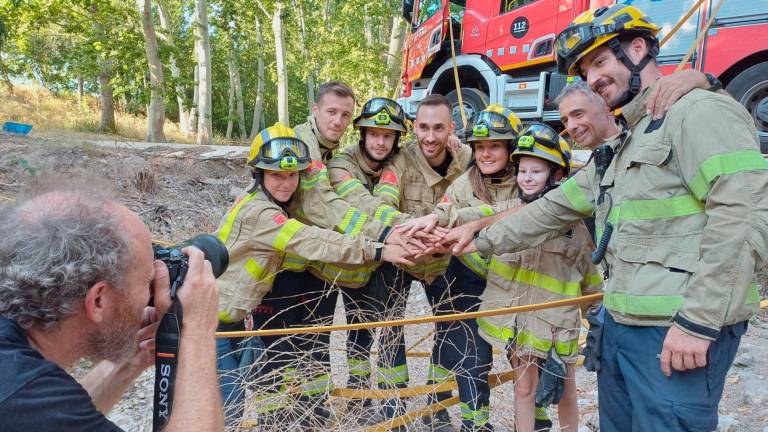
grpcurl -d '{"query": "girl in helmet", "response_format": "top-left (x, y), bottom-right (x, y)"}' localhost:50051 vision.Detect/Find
top-left (475, 123), bottom-right (602, 432)
top-left (213, 123), bottom-right (411, 428)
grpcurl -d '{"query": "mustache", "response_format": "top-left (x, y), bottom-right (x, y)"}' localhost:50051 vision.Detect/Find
top-left (591, 78), bottom-right (612, 94)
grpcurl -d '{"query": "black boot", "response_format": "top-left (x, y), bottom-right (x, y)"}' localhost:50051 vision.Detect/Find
top-left (423, 409), bottom-right (459, 432)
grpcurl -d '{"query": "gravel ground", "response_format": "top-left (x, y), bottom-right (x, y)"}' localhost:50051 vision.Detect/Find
top-left (2, 135), bottom-right (766, 431)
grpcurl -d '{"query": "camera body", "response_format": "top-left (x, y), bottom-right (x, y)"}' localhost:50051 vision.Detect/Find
top-left (153, 234), bottom-right (229, 297)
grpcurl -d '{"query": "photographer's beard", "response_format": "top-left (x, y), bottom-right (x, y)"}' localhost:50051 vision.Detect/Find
top-left (87, 293), bottom-right (144, 363)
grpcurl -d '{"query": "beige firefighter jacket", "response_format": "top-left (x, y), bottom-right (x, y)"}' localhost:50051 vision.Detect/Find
top-left (383, 140), bottom-right (472, 282)
top-left (475, 85), bottom-right (768, 340)
top-left (215, 189), bottom-right (379, 324)
top-left (432, 169), bottom-right (518, 278)
top-left (328, 144), bottom-right (410, 227)
top-left (477, 198), bottom-right (603, 363)
top-left (291, 116), bottom-right (390, 244)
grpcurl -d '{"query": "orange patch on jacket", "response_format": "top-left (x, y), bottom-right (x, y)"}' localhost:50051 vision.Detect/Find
top-left (381, 170), bottom-right (398, 184)
top-left (307, 160), bottom-right (326, 174)
top-left (440, 194), bottom-right (450, 203)
top-left (272, 213), bottom-right (288, 225)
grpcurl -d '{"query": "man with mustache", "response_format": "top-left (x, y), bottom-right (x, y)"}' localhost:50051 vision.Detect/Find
top-left (446, 5), bottom-right (768, 431)
top-left (0, 176), bottom-right (223, 431)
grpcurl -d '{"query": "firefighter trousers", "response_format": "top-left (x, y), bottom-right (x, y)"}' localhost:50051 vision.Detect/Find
top-left (425, 258), bottom-right (494, 431)
top-left (341, 274), bottom-right (387, 407)
top-left (598, 311), bottom-right (747, 432)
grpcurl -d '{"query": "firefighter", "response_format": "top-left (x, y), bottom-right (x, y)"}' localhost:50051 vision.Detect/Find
top-left (447, 5), bottom-right (768, 431)
top-left (429, 104), bottom-right (521, 432)
top-left (474, 124), bottom-right (602, 432)
top-left (326, 97), bottom-right (412, 422)
top-left (373, 93), bottom-right (472, 430)
top-left (214, 123), bottom-right (413, 428)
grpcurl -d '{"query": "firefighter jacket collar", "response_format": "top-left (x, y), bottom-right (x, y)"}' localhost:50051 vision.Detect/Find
top-left (618, 84), bottom-right (655, 129)
top-left (309, 115), bottom-right (340, 155)
top-left (409, 140), bottom-right (469, 188)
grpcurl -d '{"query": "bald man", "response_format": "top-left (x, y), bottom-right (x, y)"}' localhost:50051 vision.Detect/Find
top-left (0, 177), bottom-right (223, 431)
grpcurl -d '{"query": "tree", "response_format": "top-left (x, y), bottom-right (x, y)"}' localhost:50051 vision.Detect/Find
top-left (137, 0), bottom-right (166, 142)
top-left (156, 0), bottom-right (190, 136)
top-left (194, 0), bottom-right (213, 145)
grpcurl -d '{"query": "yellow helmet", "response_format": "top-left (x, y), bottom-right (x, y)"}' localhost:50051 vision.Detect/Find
top-left (556, 4), bottom-right (660, 76)
top-left (248, 123), bottom-right (312, 171)
top-left (511, 124), bottom-right (572, 176)
top-left (353, 97), bottom-right (407, 133)
top-left (467, 104), bottom-right (522, 143)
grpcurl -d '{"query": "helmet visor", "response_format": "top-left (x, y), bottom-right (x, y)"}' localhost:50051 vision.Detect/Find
top-left (360, 98), bottom-right (406, 125)
top-left (260, 137), bottom-right (311, 162)
top-left (470, 111), bottom-right (512, 137)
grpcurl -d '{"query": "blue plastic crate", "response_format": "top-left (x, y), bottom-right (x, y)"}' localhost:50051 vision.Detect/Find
top-left (2, 121), bottom-right (33, 135)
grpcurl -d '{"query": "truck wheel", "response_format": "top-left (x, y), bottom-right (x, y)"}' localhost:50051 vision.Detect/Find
top-left (445, 88), bottom-right (488, 134)
top-left (725, 61), bottom-right (768, 153)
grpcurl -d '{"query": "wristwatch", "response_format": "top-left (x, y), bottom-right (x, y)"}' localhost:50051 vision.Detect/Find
top-left (705, 73), bottom-right (723, 92)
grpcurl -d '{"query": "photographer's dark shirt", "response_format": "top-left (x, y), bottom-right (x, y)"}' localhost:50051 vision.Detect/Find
top-left (0, 317), bottom-right (123, 431)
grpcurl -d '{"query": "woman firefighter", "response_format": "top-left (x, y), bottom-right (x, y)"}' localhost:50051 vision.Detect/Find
top-left (476, 123), bottom-right (603, 432)
top-left (213, 123), bottom-right (412, 428)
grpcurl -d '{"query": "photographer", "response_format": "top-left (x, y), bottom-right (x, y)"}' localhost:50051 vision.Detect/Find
top-left (0, 177), bottom-right (223, 431)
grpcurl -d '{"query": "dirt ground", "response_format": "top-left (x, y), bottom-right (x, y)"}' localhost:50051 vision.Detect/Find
top-left (1, 134), bottom-right (767, 431)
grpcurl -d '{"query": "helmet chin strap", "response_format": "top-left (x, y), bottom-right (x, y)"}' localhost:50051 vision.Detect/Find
top-left (606, 37), bottom-right (659, 109)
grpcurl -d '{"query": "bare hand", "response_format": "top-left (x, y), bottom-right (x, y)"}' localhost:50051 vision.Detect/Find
top-left (386, 228), bottom-right (428, 255)
top-left (382, 244), bottom-right (416, 266)
top-left (177, 247), bottom-right (219, 333)
top-left (130, 306), bottom-right (160, 370)
top-left (447, 134), bottom-right (462, 151)
top-left (396, 214), bottom-right (440, 237)
top-left (442, 223), bottom-right (481, 255)
top-left (659, 325), bottom-right (711, 377)
top-left (646, 69), bottom-right (709, 120)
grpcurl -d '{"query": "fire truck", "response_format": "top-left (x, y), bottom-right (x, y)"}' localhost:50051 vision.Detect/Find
top-left (397, 0), bottom-right (768, 151)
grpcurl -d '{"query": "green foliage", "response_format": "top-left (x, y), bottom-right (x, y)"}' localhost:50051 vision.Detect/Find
top-left (0, 0), bottom-right (405, 138)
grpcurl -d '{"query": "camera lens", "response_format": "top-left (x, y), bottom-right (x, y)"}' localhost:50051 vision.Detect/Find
top-left (185, 234), bottom-right (230, 278)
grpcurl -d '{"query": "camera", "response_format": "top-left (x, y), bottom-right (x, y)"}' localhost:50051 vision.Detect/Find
top-left (153, 234), bottom-right (229, 297)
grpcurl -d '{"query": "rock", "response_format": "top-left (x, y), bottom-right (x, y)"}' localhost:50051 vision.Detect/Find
top-left (717, 415), bottom-right (739, 432)
top-left (733, 344), bottom-right (755, 368)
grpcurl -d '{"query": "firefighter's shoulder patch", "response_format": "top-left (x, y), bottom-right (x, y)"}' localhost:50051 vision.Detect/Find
top-left (272, 213), bottom-right (288, 225)
top-left (381, 170), bottom-right (398, 185)
top-left (307, 160), bottom-right (326, 174)
top-left (440, 194), bottom-right (450, 203)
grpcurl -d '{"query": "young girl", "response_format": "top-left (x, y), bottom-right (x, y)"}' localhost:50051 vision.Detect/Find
top-left (476, 124), bottom-right (602, 432)
top-left (213, 123), bottom-right (409, 427)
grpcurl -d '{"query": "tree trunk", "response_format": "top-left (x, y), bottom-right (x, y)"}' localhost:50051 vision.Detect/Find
top-left (363, 5), bottom-right (374, 47)
top-left (189, 64), bottom-right (199, 133)
top-left (225, 60), bottom-right (235, 140)
top-left (137, 0), bottom-right (166, 142)
top-left (249, 14), bottom-right (265, 140)
top-left (292, 0), bottom-right (314, 112)
top-left (194, 0), bottom-right (213, 144)
top-left (92, 10), bottom-right (116, 133)
top-left (157, 0), bottom-right (189, 136)
top-left (273, 1), bottom-right (289, 125)
top-left (98, 68), bottom-right (116, 133)
top-left (233, 62), bottom-right (246, 141)
top-left (385, 16), bottom-right (406, 93)
top-left (77, 76), bottom-right (84, 104)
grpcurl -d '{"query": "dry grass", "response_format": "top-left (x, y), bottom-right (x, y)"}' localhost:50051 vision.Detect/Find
top-left (0, 84), bottom-right (195, 143)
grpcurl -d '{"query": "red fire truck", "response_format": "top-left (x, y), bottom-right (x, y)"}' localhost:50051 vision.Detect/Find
top-left (397, 0), bottom-right (768, 151)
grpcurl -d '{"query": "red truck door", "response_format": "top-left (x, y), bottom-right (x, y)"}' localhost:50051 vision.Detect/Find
top-left (404, 0), bottom-right (448, 82)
